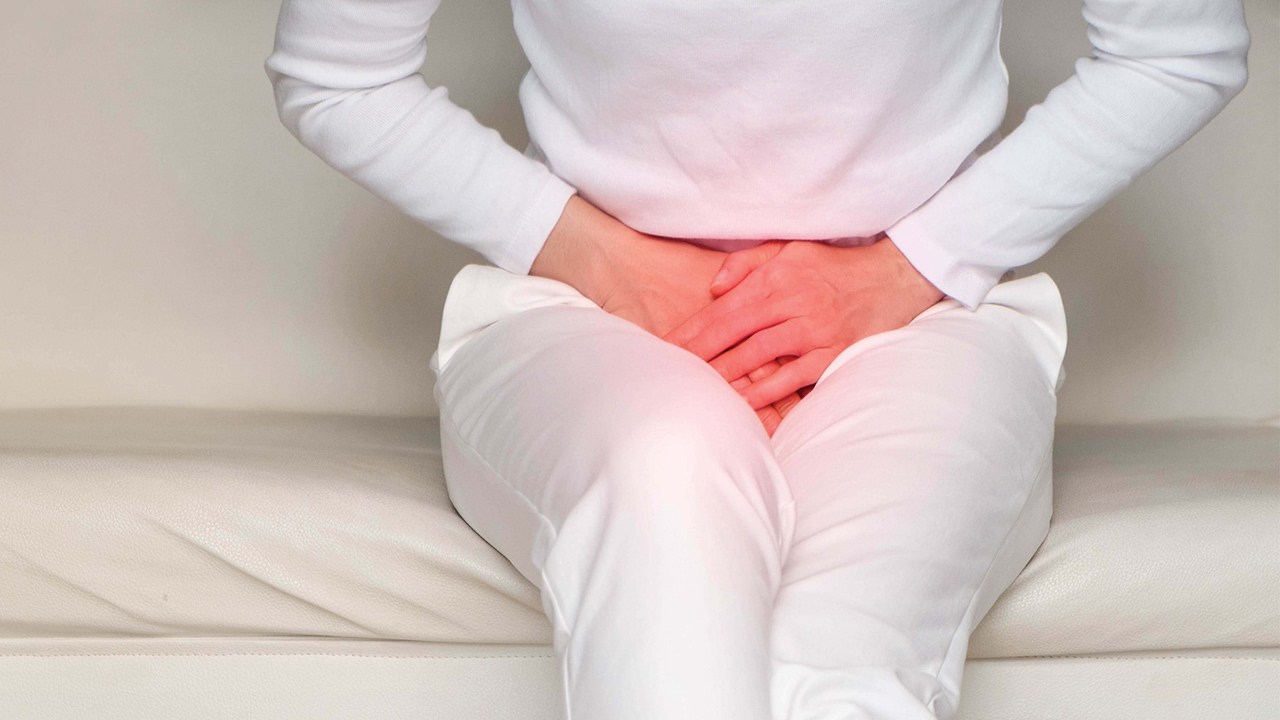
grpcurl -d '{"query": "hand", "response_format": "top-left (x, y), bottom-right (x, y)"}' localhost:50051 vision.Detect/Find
top-left (531, 195), bottom-right (727, 338)
top-left (662, 237), bottom-right (946, 411)
top-left (593, 233), bottom-right (806, 436)
top-left (530, 195), bottom-right (803, 433)
top-left (592, 232), bottom-right (731, 340)
top-left (735, 355), bottom-right (804, 436)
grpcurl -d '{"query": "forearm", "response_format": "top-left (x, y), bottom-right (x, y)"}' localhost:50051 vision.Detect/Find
top-left (265, 0), bottom-right (577, 274)
top-left (530, 194), bottom-right (639, 307)
top-left (886, 0), bottom-right (1250, 309)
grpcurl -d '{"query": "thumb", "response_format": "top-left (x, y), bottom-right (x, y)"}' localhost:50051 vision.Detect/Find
top-left (709, 240), bottom-right (786, 296)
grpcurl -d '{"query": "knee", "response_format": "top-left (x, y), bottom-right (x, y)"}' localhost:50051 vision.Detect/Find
top-left (610, 413), bottom-right (725, 491)
top-left (593, 406), bottom-right (790, 546)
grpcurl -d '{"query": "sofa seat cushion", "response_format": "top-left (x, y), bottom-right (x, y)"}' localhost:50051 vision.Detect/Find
top-left (0, 408), bottom-right (551, 645)
top-left (0, 408), bottom-right (1275, 658)
top-left (967, 421), bottom-right (1279, 657)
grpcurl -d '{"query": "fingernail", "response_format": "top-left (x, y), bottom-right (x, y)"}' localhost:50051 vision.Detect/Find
top-left (711, 269), bottom-right (728, 288)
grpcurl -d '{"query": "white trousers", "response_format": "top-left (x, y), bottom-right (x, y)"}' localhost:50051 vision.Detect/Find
top-left (429, 263), bottom-right (1068, 720)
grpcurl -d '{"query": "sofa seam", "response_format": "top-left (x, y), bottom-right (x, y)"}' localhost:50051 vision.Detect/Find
top-left (0, 652), bottom-right (558, 659)
top-left (434, 391), bottom-right (576, 719)
top-left (0, 652), bottom-right (1272, 661)
top-left (976, 654), bottom-right (1280, 662)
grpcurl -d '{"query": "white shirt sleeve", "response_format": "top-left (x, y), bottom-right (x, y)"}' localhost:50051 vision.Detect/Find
top-left (884, 0), bottom-right (1251, 309)
top-left (264, 0), bottom-right (578, 275)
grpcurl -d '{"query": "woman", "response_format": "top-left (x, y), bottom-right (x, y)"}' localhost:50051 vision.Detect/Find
top-left (265, 0), bottom-right (1249, 717)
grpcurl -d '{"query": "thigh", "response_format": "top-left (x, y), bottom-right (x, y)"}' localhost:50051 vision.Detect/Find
top-left (434, 265), bottom-right (796, 719)
top-left (767, 273), bottom-right (1068, 719)
top-left (431, 264), bottom-right (795, 588)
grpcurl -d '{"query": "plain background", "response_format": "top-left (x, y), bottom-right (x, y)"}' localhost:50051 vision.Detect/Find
top-left (1, 0), bottom-right (1276, 424)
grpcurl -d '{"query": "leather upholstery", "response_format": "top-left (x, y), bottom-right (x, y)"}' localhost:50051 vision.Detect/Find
top-left (968, 422), bottom-right (1280, 657)
top-left (0, 638), bottom-right (567, 720)
top-left (1, 638), bottom-right (1275, 720)
top-left (0, 408), bottom-right (549, 644)
top-left (1, 408), bottom-right (1275, 663)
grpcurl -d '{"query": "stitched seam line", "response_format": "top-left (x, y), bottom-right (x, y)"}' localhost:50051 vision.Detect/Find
top-left (496, 176), bottom-right (574, 274)
top-left (776, 498), bottom-right (798, 569)
top-left (435, 391), bottom-right (575, 719)
top-left (0, 652), bottom-right (1271, 662)
top-left (977, 655), bottom-right (1280, 662)
top-left (930, 446), bottom-right (1054, 696)
top-left (0, 653), bottom-right (556, 659)
top-left (543, 564), bottom-right (575, 720)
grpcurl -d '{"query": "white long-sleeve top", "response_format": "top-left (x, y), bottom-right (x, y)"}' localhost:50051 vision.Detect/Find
top-left (265, 0), bottom-right (1250, 309)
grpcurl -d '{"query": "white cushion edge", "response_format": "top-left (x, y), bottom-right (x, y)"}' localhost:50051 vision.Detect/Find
top-left (1, 639), bottom-right (1275, 720)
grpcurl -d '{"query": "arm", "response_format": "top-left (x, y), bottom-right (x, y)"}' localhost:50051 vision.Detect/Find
top-left (264, 0), bottom-right (578, 275)
top-left (884, 0), bottom-right (1251, 309)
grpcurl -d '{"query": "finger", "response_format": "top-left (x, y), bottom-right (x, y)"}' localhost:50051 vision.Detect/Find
top-left (732, 358), bottom-right (781, 391)
top-left (739, 359), bottom-right (792, 436)
top-left (748, 360), bottom-right (782, 381)
top-left (662, 271), bottom-right (773, 348)
top-left (772, 391), bottom-right (803, 418)
top-left (682, 297), bottom-right (799, 361)
top-left (708, 318), bottom-right (809, 382)
top-left (755, 394), bottom-right (800, 438)
top-left (769, 356), bottom-right (804, 418)
top-left (738, 350), bottom-right (831, 410)
top-left (757, 356), bottom-right (798, 417)
top-left (710, 241), bottom-right (786, 296)
top-left (755, 405), bottom-right (782, 436)
top-left (731, 355), bottom-right (796, 393)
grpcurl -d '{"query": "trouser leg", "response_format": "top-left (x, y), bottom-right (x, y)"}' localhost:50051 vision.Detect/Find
top-left (766, 273), bottom-right (1069, 720)
top-left (431, 266), bottom-right (795, 720)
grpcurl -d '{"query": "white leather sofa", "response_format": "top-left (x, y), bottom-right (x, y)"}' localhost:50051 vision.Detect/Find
top-left (2, 0), bottom-right (1277, 717)
top-left (1, 409), bottom-right (1276, 718)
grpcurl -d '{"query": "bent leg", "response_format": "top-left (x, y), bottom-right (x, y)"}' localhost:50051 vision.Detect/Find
top-left (432, 267), bottom-right (796, 720)
top-left (767, 273), bottom-right (1068, 720)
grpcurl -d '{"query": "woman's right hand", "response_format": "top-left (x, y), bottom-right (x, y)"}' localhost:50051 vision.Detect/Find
top-left (530, 195), bottom-right (801, 436)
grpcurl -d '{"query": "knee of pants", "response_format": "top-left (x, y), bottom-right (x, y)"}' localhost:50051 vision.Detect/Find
top-left (581, 408), bottom-right (792, 562)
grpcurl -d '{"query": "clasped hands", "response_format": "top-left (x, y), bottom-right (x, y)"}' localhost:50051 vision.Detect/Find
top-left (659, 237), bottom-right (945, 436)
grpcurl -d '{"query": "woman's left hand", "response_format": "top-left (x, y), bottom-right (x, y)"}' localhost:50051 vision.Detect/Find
top-left (661, 237), bottom-right (946, 411)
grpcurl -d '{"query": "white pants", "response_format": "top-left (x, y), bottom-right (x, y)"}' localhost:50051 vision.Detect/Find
top-left (429, 263), bottom-right (1068, 720)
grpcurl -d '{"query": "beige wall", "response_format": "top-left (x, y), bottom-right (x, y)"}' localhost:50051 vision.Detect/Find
top-left (1, 0), bottom-right (1276, 423)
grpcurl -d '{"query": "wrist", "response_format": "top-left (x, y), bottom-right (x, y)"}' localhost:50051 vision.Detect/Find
top-left (529, 194), bottom-right (628, 305)
top-left (878, 236), bottom-right (945, 307)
